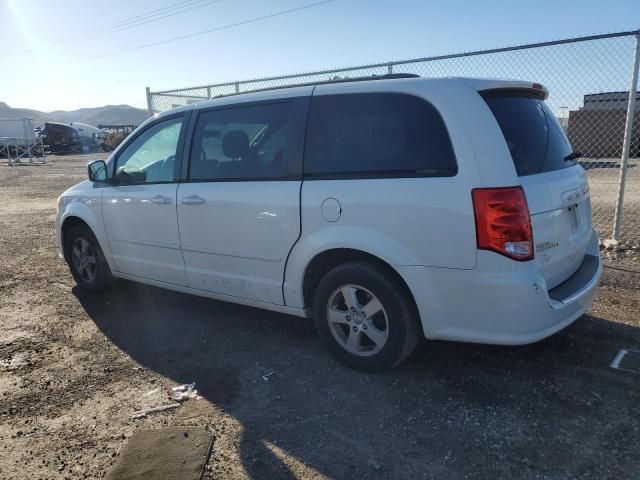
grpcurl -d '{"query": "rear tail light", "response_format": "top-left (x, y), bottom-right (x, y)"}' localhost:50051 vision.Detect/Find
top-left (472, 186), bottom-right (533, 261)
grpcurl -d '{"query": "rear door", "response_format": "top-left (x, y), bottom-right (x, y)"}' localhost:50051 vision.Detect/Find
top-left (482, 91), bottom-right (593, 288)
top-left (176, 95), bottom-right (309, 304)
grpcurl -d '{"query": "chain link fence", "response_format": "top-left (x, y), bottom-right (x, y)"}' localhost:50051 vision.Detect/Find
top-left (148, 30), bottom-right (640, 247)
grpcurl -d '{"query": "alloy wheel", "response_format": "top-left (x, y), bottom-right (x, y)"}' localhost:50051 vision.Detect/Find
top-left (326, 284), bottom-right (389, 356)
top-left (71, 237), bottom-right (97, 284)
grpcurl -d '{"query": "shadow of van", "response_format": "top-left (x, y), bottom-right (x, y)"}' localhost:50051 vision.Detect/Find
top-left (74, 280), bottom-right (640, 479)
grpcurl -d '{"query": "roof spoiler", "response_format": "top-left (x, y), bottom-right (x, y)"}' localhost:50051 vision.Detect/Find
top-left (463, 79), bottom-right (549, 100)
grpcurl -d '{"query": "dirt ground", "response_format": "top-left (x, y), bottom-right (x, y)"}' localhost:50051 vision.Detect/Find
top-left (586, 161), bottom-right (640, 247)
top-left (1, 154), bottom-right (640, 480)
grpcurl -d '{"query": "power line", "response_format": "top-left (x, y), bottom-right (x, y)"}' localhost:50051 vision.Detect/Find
top-left (4, 0), bottom-right (222, 57)
top-left (109, 0), bottom-right (206, 28)
top-left (70, 0), bottom-right (335, 65)
top-left (111, 0), bottom-right (223, 33)
top-left (54, 0), bottom-right (222, 45)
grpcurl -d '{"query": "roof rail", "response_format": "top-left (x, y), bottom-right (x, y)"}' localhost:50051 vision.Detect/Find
top-left (209, 73), bottom-right (420, 100)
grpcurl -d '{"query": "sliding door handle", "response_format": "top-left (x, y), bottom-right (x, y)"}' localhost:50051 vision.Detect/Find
top-left (180, 195), bottom-right (206, 205)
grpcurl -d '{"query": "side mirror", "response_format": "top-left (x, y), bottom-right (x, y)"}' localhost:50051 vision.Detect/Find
top-left (88, 160), bottom-right (108, 183)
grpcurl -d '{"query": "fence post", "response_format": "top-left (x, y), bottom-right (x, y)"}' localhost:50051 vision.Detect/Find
top-left (207, 86), bottom-right (212, 99)
top-left (609, 34), bottom-right (640, 244)
top-left (145, 87), bottom-right (153, 115)
top-left (387, 63), bottom-right (393, 74)
top-left (234, 81), bottom-right (240, 93)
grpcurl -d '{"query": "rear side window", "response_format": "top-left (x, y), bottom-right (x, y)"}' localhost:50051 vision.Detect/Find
top-left (482, 92), bottom-right (574, 176)
top-left (304, 93), bottom-right (457, 178)
top-left (189, 102), bottom-right (293, 181)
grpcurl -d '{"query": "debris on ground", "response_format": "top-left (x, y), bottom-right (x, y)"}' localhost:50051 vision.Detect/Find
top-left (143, 387), bottom-right (161, 397)
top-left (261, 371), bottom-right (276, 382)
top-left (171, 382), bottom-right (201, 402)
top-left (132, 403), bottom-right (181, 419)
top-left (610, 348), bottom-right (640, 374)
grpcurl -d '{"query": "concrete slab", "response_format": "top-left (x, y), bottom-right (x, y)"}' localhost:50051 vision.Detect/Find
top-left (105, 427), bottom-right (213, 480)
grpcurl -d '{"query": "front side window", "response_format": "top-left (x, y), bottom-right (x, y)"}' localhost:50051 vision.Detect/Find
top-left (304, 93), bottom-right (457, 178)
top-left (189, 103), bottom-right (291, 181)
top-left (114, 117), bottom-right (183, 184)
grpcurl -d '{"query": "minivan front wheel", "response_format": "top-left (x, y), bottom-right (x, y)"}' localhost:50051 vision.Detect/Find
top-left (65, 225), bottom-right (111, 292)
top-left (313, 261), bottom-right (420, 372)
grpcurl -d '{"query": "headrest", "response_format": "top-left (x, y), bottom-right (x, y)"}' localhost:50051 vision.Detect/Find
top-left (222, 130), bottom-right (249, 158)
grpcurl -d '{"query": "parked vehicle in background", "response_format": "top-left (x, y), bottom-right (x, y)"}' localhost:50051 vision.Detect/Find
top-left (70, 122), bottom-right (104, 150)
top-left (98, 124), bottom-right (137, 152)
top-left (55, 75), bottom-right (601, 371)
top-left (42, 122), bottom-right (102, 154)
top-left (42, 122), bottom-right (78, 154)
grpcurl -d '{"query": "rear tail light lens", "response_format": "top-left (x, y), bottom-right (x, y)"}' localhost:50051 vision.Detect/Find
top-left (472, 186), bottom-right (533, 261)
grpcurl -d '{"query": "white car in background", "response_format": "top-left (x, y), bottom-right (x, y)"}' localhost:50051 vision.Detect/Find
top-left (56, 74), bottom-right (601, 371)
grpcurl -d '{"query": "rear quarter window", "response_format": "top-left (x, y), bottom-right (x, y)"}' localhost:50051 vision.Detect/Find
top-left (482, 91), bottom-right (575, 176)
top-left (304, 92), bottom-right (457, 178)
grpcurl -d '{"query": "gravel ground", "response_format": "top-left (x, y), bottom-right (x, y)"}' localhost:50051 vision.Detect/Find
top-left (587, 162), bottom-right (640, 247)
top-left (1, 154), bottom-right (640, 479)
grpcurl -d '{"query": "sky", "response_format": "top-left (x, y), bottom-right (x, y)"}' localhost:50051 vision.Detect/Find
top-left (0, 0), bottom-right (638, 112)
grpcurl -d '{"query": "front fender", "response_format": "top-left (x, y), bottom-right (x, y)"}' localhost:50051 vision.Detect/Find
top-left (57, 191), bottom-right (115, 271)
top-left (283, 225), bottom-right (422, 308)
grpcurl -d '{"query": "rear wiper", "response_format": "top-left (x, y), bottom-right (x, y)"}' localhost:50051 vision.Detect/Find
top-left (564, 150), bottom-right (582, 162)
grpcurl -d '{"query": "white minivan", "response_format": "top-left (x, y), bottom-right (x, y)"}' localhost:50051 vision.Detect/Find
top-left (56, 75), bottom-right (601, 371)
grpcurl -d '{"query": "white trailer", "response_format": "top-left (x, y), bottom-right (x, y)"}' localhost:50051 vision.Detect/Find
top-left (0, 118), bottom-right (36, 146)
top-left (0, 118), bottom-right (46, 165)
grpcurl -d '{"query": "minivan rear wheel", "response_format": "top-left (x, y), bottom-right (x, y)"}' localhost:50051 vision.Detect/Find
top-left (65, 225), bottom-right (111, 292)
top-left (312, 261), bottom-right (420, 372)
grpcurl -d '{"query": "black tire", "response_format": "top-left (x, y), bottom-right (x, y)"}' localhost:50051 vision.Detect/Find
top-left (312, 261), bottom-right (421, 372)
top-left (64, 225), bottom-right (111, 292)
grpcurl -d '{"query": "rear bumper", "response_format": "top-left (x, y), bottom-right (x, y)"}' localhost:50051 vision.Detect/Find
top-left (399, 229), bottom-right (601, 345)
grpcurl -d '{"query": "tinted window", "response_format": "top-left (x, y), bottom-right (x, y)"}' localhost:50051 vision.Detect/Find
top-left (482, 92), bottom-right (574, 176)
top-left (189, 103), bottom-right (291, 180)
top-left (115, 117), bottom-right (183, 184)
top-left (304, 93), bottom-right (457, 177)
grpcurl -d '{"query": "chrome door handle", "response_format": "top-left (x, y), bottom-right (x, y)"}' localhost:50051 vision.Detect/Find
top-left (149, 195), bottom-right (172, 204)
top-left (180, 195), bottom-right (206, 205)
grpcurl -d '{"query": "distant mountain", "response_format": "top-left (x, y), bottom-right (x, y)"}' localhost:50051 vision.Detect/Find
top-left (0, 102), bottom-right (51, 124)
top-left (48, 105), bottom-right (151, 127)
top-left (0, 102), bottom-right (151, 127)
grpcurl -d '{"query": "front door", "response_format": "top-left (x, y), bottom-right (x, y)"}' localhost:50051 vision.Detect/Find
top-left (102, 115), bottom-right (188, 285)
top-left (177, 97), bottom-right (308, 304)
